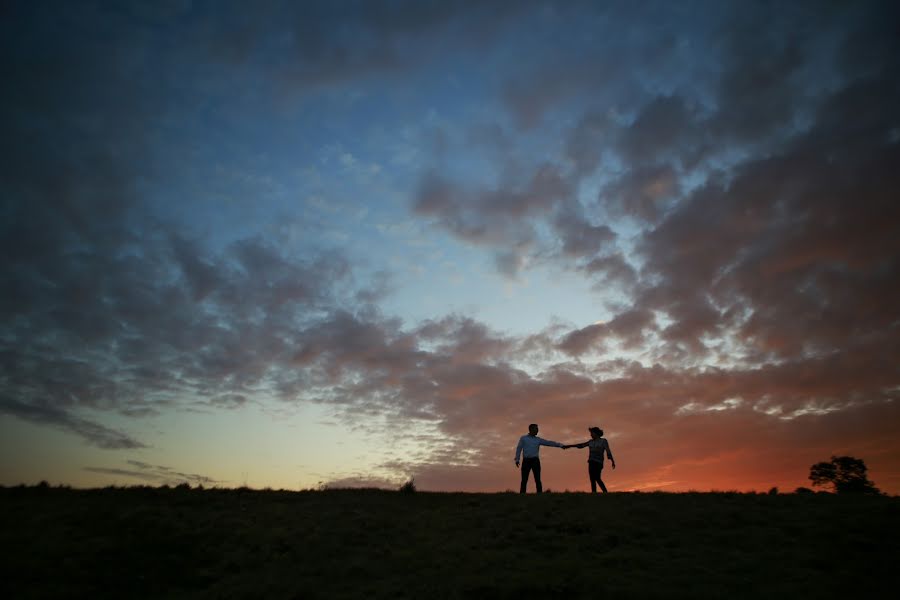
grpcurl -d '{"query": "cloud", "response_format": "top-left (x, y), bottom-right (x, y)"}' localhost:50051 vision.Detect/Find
top-left (0, 399), bottom-right (145, 449)
top-left (3, 0), bottom-right (898, 495)
top-left (248, 291), bottom-right (898, 490)
top-left (178, 0), bottom-right (538, 94)
top-left (616, 95), bottom-right (700, 166)
top-left (83, 467), bottom-right (164, 482)
top-left (556, 324), bottom-right (606, 357)
top-left (84, 460), bottom-right (217, 485)
top-left (706, 8), bottom-right (806, 145)
top-left (580, 253), bottom-right (638, 290)
top-left (0, 5), bottom-right (388, 442)
top-left (412, 163), bottom-right (571, 247)
top-left (408, 0), bottom-right (900, 367)
top-left (553, 209), bottom-right (617, 258)
top-left (346, 354), bottom-right (900, 492)
top-left (341, 1), bottom-right (899, 490)
top-left (600, 163), bottom-right (682, 223)
top-left (636, 72), bottom-right (900, 361)
top-left (502, 58), bottom-right (624, 130)
top-left (0, 225), bottom-right (380, 431)
top-left (564, 110), bottom-right (613, 178)
top-left (209, 394), bottom-right (249, 410)
top-left (556, 309), bottom-right (656, 357)
top-left (497, 1), bottom-right (699, 130)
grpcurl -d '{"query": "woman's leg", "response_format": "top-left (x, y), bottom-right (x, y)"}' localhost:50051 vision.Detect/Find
top-left (594, 463), bottom-right (608, 493)
top-left (589, 462), bottom-right (602, 493)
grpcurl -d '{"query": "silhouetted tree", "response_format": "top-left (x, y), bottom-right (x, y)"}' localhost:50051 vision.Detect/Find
top-left (809, 455), bottom-right (880, 494)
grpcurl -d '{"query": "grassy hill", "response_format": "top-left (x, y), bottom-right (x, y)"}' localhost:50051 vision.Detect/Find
top-left (2, 485), bottom-right (897, 598)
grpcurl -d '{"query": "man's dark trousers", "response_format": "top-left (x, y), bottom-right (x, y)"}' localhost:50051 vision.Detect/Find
top-left (520, 457), bottom-right (542, 493)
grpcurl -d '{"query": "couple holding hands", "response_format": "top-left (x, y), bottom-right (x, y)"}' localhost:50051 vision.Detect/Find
top-left (514, 423), bottom-right (615, 494)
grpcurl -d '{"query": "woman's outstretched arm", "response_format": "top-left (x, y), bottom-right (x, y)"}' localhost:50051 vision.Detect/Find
top-left (562, 440), bottom-right (590, 449)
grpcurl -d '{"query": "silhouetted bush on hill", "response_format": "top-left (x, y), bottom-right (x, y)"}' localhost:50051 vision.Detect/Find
top-left (809, 455), bottom-right (881, 494)
top-left (398, 478), bottom-right (417, 494)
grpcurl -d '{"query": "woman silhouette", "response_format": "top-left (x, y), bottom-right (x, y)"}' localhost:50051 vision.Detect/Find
top-left (563, 427), bottom-right (616, 493)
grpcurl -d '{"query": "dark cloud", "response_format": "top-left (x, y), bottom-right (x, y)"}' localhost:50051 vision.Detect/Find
top-left (556, 309), bottom-right (656, 357)
top-left (707, 20), bottom-right (805, 144)
top-left (599, 163), bottom-right (681, 223)
top-left (502, 59), bottom-right (622, 130)
top-left (616, 95), bottom-right (700, 166)
top-left (557, 324), bottom-right (606, 357)
top-left (637, 71), bottom-right (900, 361)
top-left (0, 3), bottom-right (385, 446)
top-left (553, 209), bottom-right (617, 258)
top-left (581, 253), bottom-right (639, 290)
top-left (493, 250), bottom-right (528, 279)
top-left (564, 111), bottom-right (612, 178)
top-left (413, 163), bottom-right (572, 248)
top-left (84, 460), bottom-right (217, 485)
top-left (83, 467), bottom-right (163, 482)
top-left (209, 394), bottom-right (249, 410)
top-left (177, 0), bottom-right (537, 94)
top-left (409, 0), bottom-right (900, 365)
top-left (0, 399), bottom-right (145, 449)
top-left (497, 1), bottom-right (701, 130)
top-left (0, 222), bottom-right (379, 445)
top-left (415, 315), bottom-right (514, 365)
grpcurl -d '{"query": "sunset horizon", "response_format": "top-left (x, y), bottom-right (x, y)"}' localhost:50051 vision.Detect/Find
top-left (2, 0), bottom-right (898, 497)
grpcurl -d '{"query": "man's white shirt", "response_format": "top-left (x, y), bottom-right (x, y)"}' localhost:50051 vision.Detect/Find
top-left (515, 434), bottom-right (563, 461)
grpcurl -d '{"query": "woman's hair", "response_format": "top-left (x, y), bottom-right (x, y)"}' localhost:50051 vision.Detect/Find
top-left (589, 426), bottom-right (603, 437)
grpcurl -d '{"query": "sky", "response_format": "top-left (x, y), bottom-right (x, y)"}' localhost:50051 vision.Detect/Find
top-left (2, 0), bottom-right (899, 494)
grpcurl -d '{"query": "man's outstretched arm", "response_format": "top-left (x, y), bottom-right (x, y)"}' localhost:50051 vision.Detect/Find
top-left (537, 437), bottom-right (564, 448)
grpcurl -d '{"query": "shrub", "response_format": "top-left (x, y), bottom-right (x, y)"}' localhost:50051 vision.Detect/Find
top-left (399, 478), bottom-right (417, 494)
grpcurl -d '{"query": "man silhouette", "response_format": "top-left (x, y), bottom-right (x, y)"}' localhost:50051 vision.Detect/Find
top-left (514, 423), bottom-right (564, 494)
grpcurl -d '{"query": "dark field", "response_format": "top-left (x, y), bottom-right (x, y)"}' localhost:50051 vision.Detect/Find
top-left (2, 486), bottom-right (898, 599)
